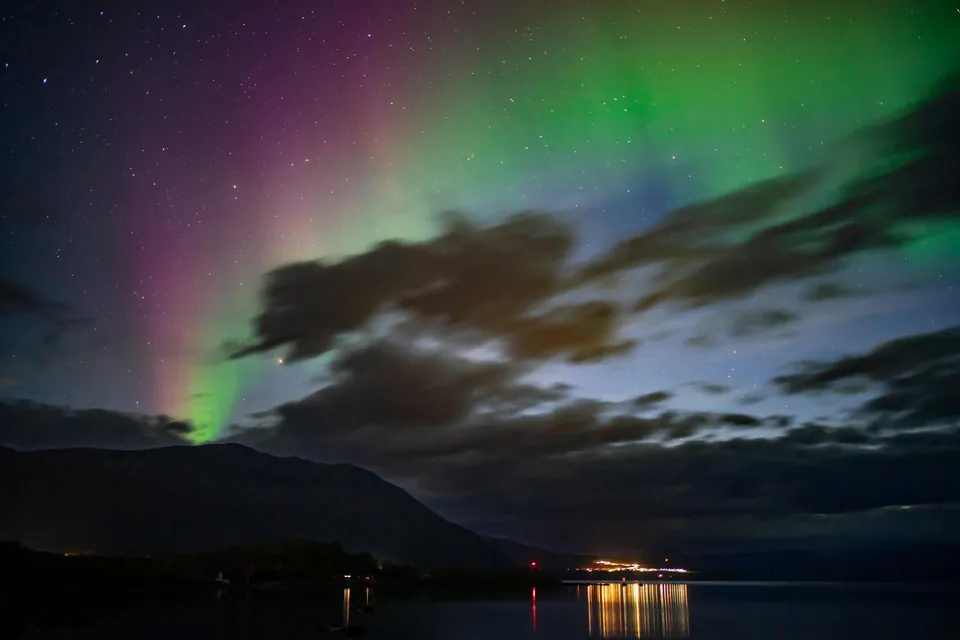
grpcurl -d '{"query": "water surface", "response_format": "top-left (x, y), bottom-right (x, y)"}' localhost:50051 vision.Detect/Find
top-left (22, 582), bottom-right (958, 639)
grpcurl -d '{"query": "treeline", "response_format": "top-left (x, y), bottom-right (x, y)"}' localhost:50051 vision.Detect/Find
top-left (0, 539), bottom-right (420, 636)
top-left (1, 540), bottom-right (183, 637)
top-left (0, 539), bottom-right (553, 635)
top-left (160, 539), bottom-right (380, 581)
top-left (1, 539), bottom-right (421, 589)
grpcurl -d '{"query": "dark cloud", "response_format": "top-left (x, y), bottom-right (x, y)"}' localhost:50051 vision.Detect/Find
top-left (273, 340), bottom-right (529, 436)
top-left (776, 326), bottom-right (959, 394)
top-left (879, 427), bottom-right (960, 451)
top-left (684, 333), bottom-right (715, 348)
top-left (5, 324), bottom-right (958, 556)
top-left (681, 307), bottom-right (800, 347)
top-left (577, 76), bottom-right (959, 314)
top-left (156, 416), bottom-right (194, 435)
top-left (774, 325), bottom-right (960, 429)
top-left (738, 393), bottom-right (767, 406)
top-left (395, 212), bottom-right (573, 337)
top-left (241, 345), bottom-right (766, 469)
top-left (0, 401), bottom-right (193, 450)
top-left (231, 239), bottom-right (440, 361)
top-left (782, 423), bottom-right (872, 446)
top-left (9, 376), bottom-right (953, 555)
top-left (230, 77), bottom-right (957, 368)
top-left (410, 401), bottom-right (663, 462)
top-left (263, 406), bottom-right (959, 553)
top-left (844, 71), bottom-right (960, 222)
top-left (504, 300), bottom-right (637, 363)
top-left (447, 430), bottom-right (960, 552)
top-left (766, 415), bottom-right (794, 429)
top-left (579, 170), bottom-right (823, 284)
top-left (481, 381), bottom-right (573, 418)
top-left (0, 277), bottom-right (46, 315)
top-left (1, 275), bottom-right (92, 338)
top-left (718, 413), bottom-right (764, 428)
top-left (803, 281), bottom-right (859, 302)
top-left (730, 308), bottom-right (798, 338)
top-left (219, 317), bottom-right (960, 553)
top-left (692, 382), bottom-right (732, 395)
top-left (632, 390), bottom-right (672, 409)
top-left (236, 341), bottom-right (720, 466)
top-left (230, 212), bottom-right (636, 364)
top-left (656, 411), bottom-right (713, 439)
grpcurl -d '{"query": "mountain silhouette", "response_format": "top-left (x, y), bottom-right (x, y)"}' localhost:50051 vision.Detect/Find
top-left (0, 444), bottom-right (508, 570)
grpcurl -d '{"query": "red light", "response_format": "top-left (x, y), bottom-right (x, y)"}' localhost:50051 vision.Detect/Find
top-left (530, 561), bottom-right (537, 567)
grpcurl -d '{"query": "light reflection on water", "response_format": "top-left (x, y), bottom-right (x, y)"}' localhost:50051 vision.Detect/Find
top-left (580, 583), bottom-right (691, 638)
top-left (342, 587), bottom-right (373, 628)
top-left (343, 582), bottom-right (691, 637)
top-left (341, 582), bottom-right (689, 637)
top-left (532, 586), bottom-right (537, 633)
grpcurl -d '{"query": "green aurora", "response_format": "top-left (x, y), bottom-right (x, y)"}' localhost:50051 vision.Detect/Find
top-left (176, 0), bottom-right (958, 440)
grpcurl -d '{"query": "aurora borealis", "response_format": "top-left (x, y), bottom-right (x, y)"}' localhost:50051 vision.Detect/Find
top-left (1, 0), bottom-right (959, 443)
top-left (3, 0), bottom-right (960, 558)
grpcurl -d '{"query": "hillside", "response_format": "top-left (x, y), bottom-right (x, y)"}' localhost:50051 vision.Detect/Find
top-left (0, 444), bottom-right (508, 570)
top-left (483, 535), bottom-right (595, 570)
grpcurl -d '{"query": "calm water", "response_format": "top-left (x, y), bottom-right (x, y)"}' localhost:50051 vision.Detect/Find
top-left (22, 582), bottom-right (958, 639)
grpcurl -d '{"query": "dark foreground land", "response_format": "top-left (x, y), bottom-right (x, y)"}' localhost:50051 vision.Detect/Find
top-left (0, 540), bottom-right (554, 637)
top-left (4, 540), bottom-right (960, 638)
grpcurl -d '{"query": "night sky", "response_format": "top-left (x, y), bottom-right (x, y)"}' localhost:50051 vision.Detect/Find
top-left (2, 0), bottom-right (959, 554)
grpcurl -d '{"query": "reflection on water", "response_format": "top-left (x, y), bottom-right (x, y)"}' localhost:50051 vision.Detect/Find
top-left (341, 587), bottom-right (374, 628)
top-left (582, 583), bottom-right (690, 638)
top-left (532, 587), bottom-right (537, 632)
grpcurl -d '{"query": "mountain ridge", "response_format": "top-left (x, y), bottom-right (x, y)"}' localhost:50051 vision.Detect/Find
top-left (0, 443), bottom-right (509, 570)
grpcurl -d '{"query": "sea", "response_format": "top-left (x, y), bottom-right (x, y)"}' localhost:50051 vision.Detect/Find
top-left (18, 581), bottom-right (959, 639)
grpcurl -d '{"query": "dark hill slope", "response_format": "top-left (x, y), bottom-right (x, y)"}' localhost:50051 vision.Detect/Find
top-left (0, 444), bottom-right (507, 570)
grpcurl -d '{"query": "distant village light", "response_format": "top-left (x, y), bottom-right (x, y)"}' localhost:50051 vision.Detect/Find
top-left (579, 559), bottom-right (688, 573)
